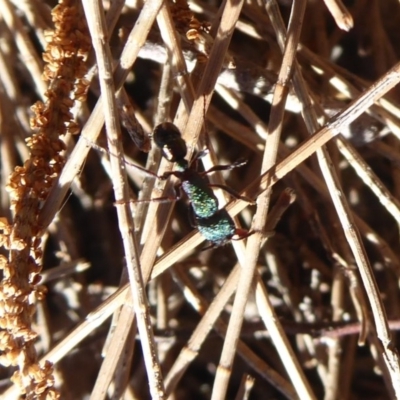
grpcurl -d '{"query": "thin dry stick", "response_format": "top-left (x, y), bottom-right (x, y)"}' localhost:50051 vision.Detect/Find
top-left (82, 1), bottom-right (165, 399)
top-left (215, 84), bottom-right (268, 141)
top-left (269, 1), bottom-right (400, 395)
top-left (165, 265), bottom-right (297, 399)
top-left (336, 136), bottom-right (400, 224)
top-left (217, 80), bottom-right (337, 391)
top-left (321, 0), bottom-right (354, 31)
top-left (12, 0), bottom-right (50, 48)
top-left (0, 0), bottom-right (46, 98)
top-left (94, 298), bottom-right (137, 400)
top-left (156, 3), bottom-right (196, 113)
top-left (92, 4), bottom-right (197, 394)
top-left (325, 261), bottom-right (346, 399)
top-left (308, 103), bottom-right (386, 349)
top-left (216, 50), bottom-right (319, 400)
top-left (234, 374), bottom-right (255, 400)
top-left (37, 0), bottom-right (165, 231)
top-left (132, 63), bottom-right (170, 235)
top-left (298, 46), bottom-right (400, 140)
top-left (212, 1), bottom-right (313, 399)
top-left (152, 65), bottom-right (174, 334)
top-left (300, 45), bottom-right (400, 400)
top-left (182, 0), bottom-right (246, 158)
top-left (82, 7), bottom-right (153, 397)
top-left (0, 98), bottom-right (17, 215)
top-left (277, 142), bottom-right (400, 273)
top-left (164, 192), bottom-right (295, 396)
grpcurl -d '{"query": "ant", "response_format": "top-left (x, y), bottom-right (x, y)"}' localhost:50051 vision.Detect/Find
top-left (84, 121), bottom-right (254, 247)
top-left (152, 122), bottom-right (254, 248)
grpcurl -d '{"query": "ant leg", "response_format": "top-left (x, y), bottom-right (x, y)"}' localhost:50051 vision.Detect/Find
top-left (193, 149), bottom-right (209, 160)
top-left (116, 90), bottom-right (150, 152)
top-left (201, 229), bottom-right (258, 251)
top-left (200, 229), bottom-right (253, 251)
top-left (232, 229), bottom-right (275, 241)
top-left (81, 135), bottom-right (160, 179)
top-left (115, 184), bottom-right (182, 205)
top-left (190, 152), bottom-right (245, 172)
top-left (187, 206), bottom-right (197, 228)
top-left (186, 149), bottom-right (208, 170)
top-left (200, 241), bottom-right (218, 251)
top-left (202, 159), bottom-right (248, 175)
top-left (159, 170), bottom-right (184, 180)
top-left (208, 183), bottom-right (255, 204)
top-left (232, 229), bottom-right (254, 241)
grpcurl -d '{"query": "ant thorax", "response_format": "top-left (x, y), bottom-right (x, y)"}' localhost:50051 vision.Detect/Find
top-left (180, 169), bottom-right (219, 218)
top-left (175, 159), bottom-right (189, 172)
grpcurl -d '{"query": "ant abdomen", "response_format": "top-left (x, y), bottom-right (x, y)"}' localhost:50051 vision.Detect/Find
top-left (196, 209), bottom-right (236, 247)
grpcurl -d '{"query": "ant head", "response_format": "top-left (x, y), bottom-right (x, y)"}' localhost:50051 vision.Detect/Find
top-left (153, 122), bottom-right (187, 162)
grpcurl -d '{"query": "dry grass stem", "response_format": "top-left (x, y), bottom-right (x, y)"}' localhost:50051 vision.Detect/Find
top-left (82, 1), bottom-right (165, 398)
top-left (322, 0), bottom-right (353, 31)
top-left (212, 1), bottom-right (313, 399)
